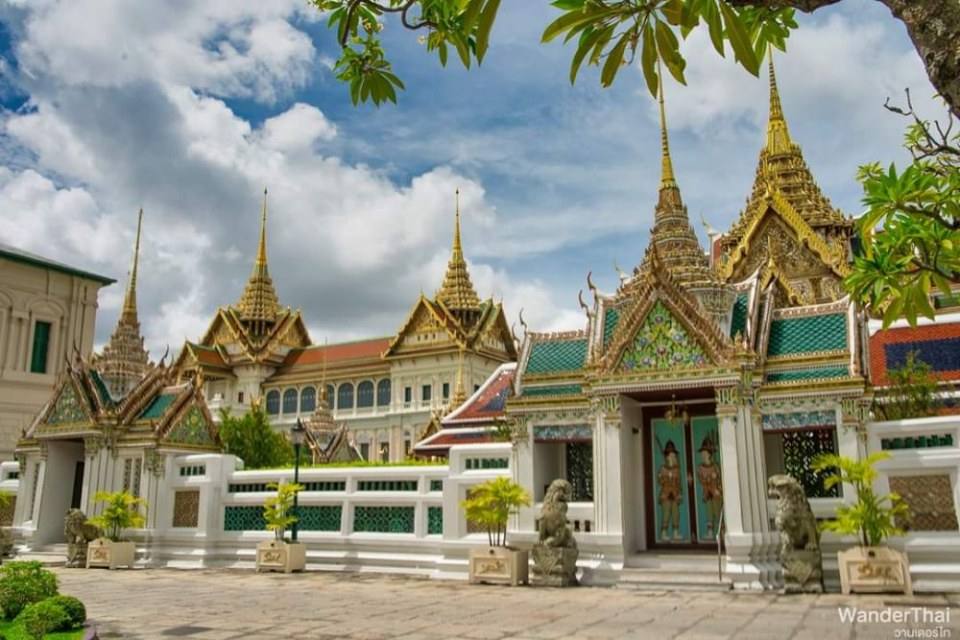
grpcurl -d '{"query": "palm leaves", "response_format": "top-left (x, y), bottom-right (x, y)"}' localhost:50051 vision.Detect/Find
top-left (263, 482), bottom-right (304, 542)
top-left (88, 491), bottom-right (147, 542)
top-left (461, 477), bottom-right (531, 547)
top-left (810, 452), bottom-right (909, 547)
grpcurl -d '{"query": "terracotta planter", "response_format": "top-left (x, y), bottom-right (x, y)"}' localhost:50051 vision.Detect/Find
top-left (838, 546), bottom-right (912, 595)
top-left (468, 546), bottom-right (528, 586)
top-left (86, 538), bottom-right (136, 570)
top-left (256, 539), bottom-right (306, 574)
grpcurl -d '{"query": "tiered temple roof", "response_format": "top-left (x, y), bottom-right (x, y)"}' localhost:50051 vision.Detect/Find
top-left (92, 209), bottom-right (151, 399)
top-left (235, 189), bottom-right (282, 340)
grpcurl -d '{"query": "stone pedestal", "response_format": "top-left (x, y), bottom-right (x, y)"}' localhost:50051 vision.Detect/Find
top-left (782, 548), bottom-right (823, 594)
top-left (838, 546), bottom-right (912, 596)
top-left (532, 545), bottom-right (578, 587)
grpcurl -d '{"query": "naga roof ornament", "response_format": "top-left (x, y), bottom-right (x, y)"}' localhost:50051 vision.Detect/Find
top-left (93, 208), bottom-right (151, 399)
top-left (435, 189), bottom-right (482, 318)
top-left (235, 188), bottom-right (282, 339)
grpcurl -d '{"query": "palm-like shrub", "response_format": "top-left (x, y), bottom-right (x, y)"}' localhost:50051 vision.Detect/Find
top-left (263, 482), bottom-right (303, 542)
top-left (461, 477), bottom-right (531, 547)
top-left (88, 491), bottom-right (146, 542)
top-left (811, 452), bottom-right (909, 547)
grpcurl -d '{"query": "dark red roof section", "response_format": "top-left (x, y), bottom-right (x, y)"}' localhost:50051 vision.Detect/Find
top-left (444, 366), bottom-right (514, 425)
top-left (283, 338), bottom-right (391, 367)
top-left (870, 321), bottom-right (960, 386)
top-left (193, 346), bottom-right (227, 367)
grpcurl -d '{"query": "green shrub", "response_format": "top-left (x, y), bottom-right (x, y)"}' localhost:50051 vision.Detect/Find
top-left (16, 600), bottom-right (69, 640)
top-left (0, 562), bottom-right (58, 619)
top-left (46, 595), bottom-right (85, 628)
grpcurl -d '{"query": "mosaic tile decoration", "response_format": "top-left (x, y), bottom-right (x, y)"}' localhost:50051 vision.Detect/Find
top-left (353, 506), bottom-right (415, 533)
top-left (533, 424), bottom-right (592, 442)
top-left (46, 383), bottom-right (87, 425)
top-left (172, 490), bottom-right (200, 528)
top-left (620, 301), bottom-right (708, 371)
top-left (526, 337), bottom-right (588, 374)
top-left (427, 506), bottom-right (443, 535)
top-left (762, 410), bottom-right (837, 431)
top-left (889, 474), bottom-right (959, 532)
top-left (767, 313), bottom-right (847, 357)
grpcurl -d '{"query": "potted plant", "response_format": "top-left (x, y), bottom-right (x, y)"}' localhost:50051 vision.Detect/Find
top-left (811, 452), bottom-right (912, 595)
top-left (461, 477), bottom-right (531, 586)
top-left (86, 491), bottom-right (146, 569)
top-left (255, 482), bottom-right (306, 574)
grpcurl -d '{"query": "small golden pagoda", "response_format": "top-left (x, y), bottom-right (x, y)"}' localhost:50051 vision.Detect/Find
top-left (93, 209), bottom-right (151, 398)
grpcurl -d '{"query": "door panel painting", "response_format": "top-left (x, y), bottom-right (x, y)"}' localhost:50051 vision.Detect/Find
top-left (691, 416), bottom-right (722, 542)
top-left (652, 418), bottom-right (691, 543)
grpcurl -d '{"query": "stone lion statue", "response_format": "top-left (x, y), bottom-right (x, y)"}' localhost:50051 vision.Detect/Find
top-left (539, 479), bottom-right (577, 549)
top-left (767, 474), bottom-right (823, 593)
top-left (64, 509), bottom-right (100, 568)
top-left (533, 479), bottom-right (579, 586)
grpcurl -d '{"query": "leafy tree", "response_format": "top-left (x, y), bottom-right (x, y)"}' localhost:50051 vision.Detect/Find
top-left (846, 96), bottom-right (959, 326)
top-left (811, 452), bottom-right (908, 547)
top-left (872, 350), bottom-right (941, 421)
top-left (307, 1), bottom-right (960, 117)
top-left (218, 404), bottom-right (294, 470)
top-left (89, 491), bottom-right (146, 542)
top-left (461, 476), bottom-right (531, 547)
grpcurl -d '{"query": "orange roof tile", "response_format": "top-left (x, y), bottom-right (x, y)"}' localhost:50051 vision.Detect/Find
top-left (284, 337), bottom-right (390, 367)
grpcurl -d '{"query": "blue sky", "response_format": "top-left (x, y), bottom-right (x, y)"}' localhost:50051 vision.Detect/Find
top-left (0, 0), bottom-right (940, 355)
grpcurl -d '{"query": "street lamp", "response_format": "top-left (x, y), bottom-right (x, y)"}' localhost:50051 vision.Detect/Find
top-left (290, 418), bottom-right (307, 542)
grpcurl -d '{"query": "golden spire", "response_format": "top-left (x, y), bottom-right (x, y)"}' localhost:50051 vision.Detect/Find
top-left (120, 208), bottom-right (143, 325)
top-left (451, 347), bottom-right (468, 407)
top-left (436, 189), bottom-right (481, 316)
top-left (765, 53), bottom-right (792, 155)
top-left (658, 77), bottom-right (677, 191)
top-left (236, 188), bottom-right (280, 335)
top-left (93, 209), bottom-right (150, 398)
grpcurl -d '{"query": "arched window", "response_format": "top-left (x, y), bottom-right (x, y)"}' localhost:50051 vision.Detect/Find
top-left (265, 390), bottom-right (280, 415)
top-left (377, 379), bottom-right (391, 406)
top-left (300, 387), bottom-right (316, 413)
top-left (357, 381), bottom-right (374, 408)
top-left (324, 384), bottom-right (335, 409)
top-left (337, 383), bottom-right (354, 409)
top-left (282, 389), bottom-right (298, 414)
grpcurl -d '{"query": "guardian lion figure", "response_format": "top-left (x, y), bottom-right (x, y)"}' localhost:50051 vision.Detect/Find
top-left (768, 474), bottom-right (823, 593)
top-left (64, 509), bottom-right (100, 568)
top-left (533, 479), bottom-right (578, 586)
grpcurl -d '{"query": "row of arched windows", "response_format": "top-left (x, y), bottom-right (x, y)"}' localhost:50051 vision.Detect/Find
top-left (264, 379), bottom-right (392, 415)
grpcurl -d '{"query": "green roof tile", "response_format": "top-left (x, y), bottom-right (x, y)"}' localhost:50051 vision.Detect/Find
top-left (603, 307), bottom-right (620, 348)
top-left (767, 313), bottom-right (847, 357)
top-left (523, 384), bottom-right (582, 397)
top-left (140, 393), bottom-right (176, 419)
top-left (766, 367), bottom-right (849, 383)
top-left (730, 294), bottom-right (748, 339)
top-left (88, 369), bottom-right (116, 407)
top-left (526, 337), bottom-right (587, 375)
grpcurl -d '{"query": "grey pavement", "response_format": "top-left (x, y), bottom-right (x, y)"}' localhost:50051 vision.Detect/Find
top-left (54, 568), bottom-right (960, 640)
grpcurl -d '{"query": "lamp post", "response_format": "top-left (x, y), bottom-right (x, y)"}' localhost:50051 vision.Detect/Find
top-left (290, 418), bottom-right (306, 542)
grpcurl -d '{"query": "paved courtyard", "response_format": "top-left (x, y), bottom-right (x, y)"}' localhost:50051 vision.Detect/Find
top-left (56, 569), bottom-right (957, 640)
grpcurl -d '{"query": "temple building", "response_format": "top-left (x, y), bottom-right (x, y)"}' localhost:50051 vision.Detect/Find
top-left (13, 211), bottom-right (221, 546)
top-left (176, 190), bottom-right (517, 461)
top-left (465, 60), bottom-right (873, 588)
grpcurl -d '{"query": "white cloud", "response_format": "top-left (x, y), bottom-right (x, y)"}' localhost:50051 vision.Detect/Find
top-left (259, 103), bottom-right (337, 152)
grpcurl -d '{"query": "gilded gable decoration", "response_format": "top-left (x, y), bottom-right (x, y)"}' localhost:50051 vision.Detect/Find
top-left (619, 301), bottom-right (709, 371)
top-left (717, 57), bottom-right (853, 305)
top-left (45, 381), bottom-right (88, 426)
top-left (163, 406), bottom-right (216, 447)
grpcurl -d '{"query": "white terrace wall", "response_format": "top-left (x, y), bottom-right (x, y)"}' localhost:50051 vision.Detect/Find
top-left (144, 443), bottom-right (514, 577)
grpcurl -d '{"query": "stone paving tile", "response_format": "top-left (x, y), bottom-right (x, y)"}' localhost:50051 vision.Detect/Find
top-left (50, 568), bottom-right (960, 640)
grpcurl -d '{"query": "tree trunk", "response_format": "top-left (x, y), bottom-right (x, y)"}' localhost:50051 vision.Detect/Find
top-left (725, 0), bottom-right (960, 118)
